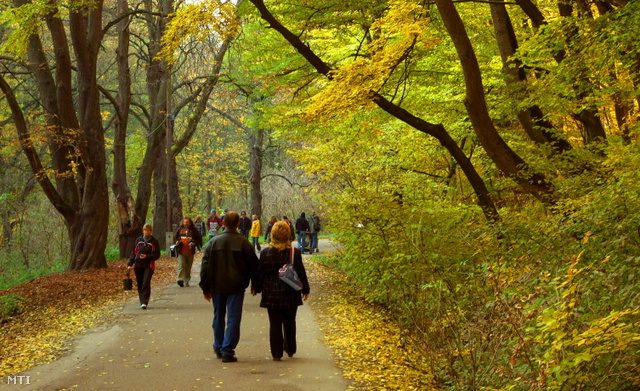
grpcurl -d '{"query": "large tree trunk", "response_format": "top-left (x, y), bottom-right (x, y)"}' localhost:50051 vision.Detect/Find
top-left (435, 0), bottom-right (555, 203)
top-left (4, 0), bottom-right (109, 270)
top-left (67, 0), bottom-right (109, 270)
top-left (490, 0), bottom-right (572, 153)
top-left (248, 0), bottom-right (500, 221)
top-left (249, 128), bottom-right (265, 219)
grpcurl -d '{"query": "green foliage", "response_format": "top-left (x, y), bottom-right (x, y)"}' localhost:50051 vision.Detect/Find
top-left (0, 0), bottom-right (47, 57)
top-left (303, 139), bottom-right (640, 389)
top-left (104, 245), bottom-right (121, 261)
top-left (0, 294), bottom-right (25, 323)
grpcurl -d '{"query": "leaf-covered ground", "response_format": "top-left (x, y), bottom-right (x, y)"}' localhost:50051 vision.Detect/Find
top-left (0, 258), bottom-right (178, 377)
top-left (1, 254), bottom-right (433, 389)
top-left (307, 256), bottom-right (435, 390)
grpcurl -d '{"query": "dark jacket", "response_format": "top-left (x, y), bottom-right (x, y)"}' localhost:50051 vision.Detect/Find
top-left (264, 222), bottom-right (274, 241)
top-left (295, 214), bottom-right (309, 232)
top-left (128, 235), bottom-right (161, 268)
top-left (199, 229), bottom-right (259, 295)
top-left (239, 216), bottom-right (252, 233)
top-left (254, 247), bottom-right (310, 309)
top-left (285, 221), bottom-right (295, 240)
top-left (195, 220), bottom-right (207, 238)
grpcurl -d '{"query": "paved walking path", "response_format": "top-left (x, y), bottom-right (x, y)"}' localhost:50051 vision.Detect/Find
top-left (10, 241), bottom-right (348, 390)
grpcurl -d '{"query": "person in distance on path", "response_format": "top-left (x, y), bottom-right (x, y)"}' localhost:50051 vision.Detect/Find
top-left (253, 221), bottom-right (310, 361)
top-left (295, 212), bottom-right (309, 251)
top-left (250, 214), bottom-right (262, 252)
top-left (199, 211), bottom-right (259, 363)
top-left (173, 217), bottom-right (202, 287)
top-left (238, 211), bottom-right (252, 240)
top-left (128, 224), bottom-right (161, 309)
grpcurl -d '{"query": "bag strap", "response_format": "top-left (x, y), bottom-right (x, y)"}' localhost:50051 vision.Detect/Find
top-left (290, 246), bottom-right (295, 265)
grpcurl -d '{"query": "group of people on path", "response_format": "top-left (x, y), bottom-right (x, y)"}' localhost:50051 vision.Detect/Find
top-left (126, 211), bottom-right (312, 362)
top-left (259, 212), bottom-right (321, 254)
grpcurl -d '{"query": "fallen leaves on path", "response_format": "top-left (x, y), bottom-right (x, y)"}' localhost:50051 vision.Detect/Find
top-left (307, 256), bottom-right (435, 391)
top-left (0, 257), bottom-right (178, 377)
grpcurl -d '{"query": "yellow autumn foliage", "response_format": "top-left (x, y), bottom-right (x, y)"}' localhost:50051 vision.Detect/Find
top-left (158, 0), bottom-right (240, 63)
top-left (308, 256), bottom-right (436, 390)
top-left (305, 0), bottom-right (438, 122)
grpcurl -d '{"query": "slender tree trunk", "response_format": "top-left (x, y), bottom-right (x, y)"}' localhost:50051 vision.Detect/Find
top-left (556, 0), bottom-right (607, 144)
top-left (435, 0), bottom-right (555, 203)
top-left (135, 0), bottom-right (169, 235)
top-left (111, 0), bottom-right (141, 258)
top-left (249, 128), bottom-right (265, 219)
top-left (153, 147), bottom-right (168, 250)
top-left (490, 0), bottom-right (571, 152)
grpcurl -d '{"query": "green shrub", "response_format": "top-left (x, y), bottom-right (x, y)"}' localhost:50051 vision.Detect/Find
top-left (104, 245), bottom-right (121, 261)
top-left (0, 294), bottom-right (25, 323)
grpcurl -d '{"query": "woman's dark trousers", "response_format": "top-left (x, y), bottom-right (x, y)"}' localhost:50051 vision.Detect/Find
top-left (134, 266), bottom-right (154, 305)
top-left (267, 307), bottom-right (299, 358)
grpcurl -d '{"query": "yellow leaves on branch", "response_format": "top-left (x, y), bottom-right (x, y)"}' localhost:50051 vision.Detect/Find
top-left (305, 0), bottom-right (437, 122)
top-left (158, 0), bottom-right (240, 64)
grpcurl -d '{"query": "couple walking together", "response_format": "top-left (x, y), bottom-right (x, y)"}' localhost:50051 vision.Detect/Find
top-left (199, 211), bottom-right (311, 362)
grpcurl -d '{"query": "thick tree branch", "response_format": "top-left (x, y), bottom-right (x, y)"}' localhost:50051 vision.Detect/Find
top-left (0, 75), bottom-right (75, 218)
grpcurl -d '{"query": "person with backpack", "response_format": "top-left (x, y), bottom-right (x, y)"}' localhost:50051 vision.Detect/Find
top-left (128, 224), bottom-right (161, 309)
top-left (174, 217), bottom-right (202, 287)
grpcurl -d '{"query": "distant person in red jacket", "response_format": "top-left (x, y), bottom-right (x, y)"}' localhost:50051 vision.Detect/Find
top-left (207, 209), bottom-right (223, 237)
top-left (173, 217), bottom-right (202, 287)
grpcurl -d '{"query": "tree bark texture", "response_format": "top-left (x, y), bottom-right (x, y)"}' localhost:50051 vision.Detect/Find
top-left (153, 148), bottom-right (168, 250)
top-left (248, 0), bottom-right (500, 221)
top-left (111, 0), bottom-right (141, 258)
top-left (4, 0), bottom-right (109, 270)
top-left (249, 128), bottom-right (265, 219)
top-left (435, 0), bottom-right (555, 203)
top-left (134, 0), bottom-right (170, 237)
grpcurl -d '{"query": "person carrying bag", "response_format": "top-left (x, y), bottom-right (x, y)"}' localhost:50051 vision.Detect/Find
top-left (253, 221), bottom-right (310, 361)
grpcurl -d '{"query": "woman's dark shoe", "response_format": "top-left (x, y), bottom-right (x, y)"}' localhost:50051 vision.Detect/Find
top-left (273, 357), bottom-right (281, 361)
top-left (177, 280), bottom-right (184, 287)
